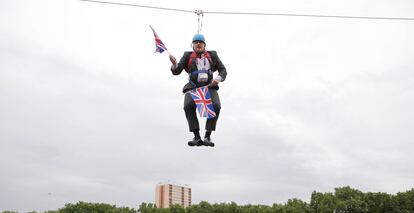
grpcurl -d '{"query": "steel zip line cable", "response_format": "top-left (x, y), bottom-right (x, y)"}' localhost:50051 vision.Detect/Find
top-left (203, 11), bottom-right (414, 20)
top-left (80, 0), bottom-right (194, 13)
top-left (80, 0), bottom-right (414, 21)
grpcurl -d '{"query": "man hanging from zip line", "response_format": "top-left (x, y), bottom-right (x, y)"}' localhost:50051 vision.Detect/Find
top-left (169, 34), bottom-right (227, 147)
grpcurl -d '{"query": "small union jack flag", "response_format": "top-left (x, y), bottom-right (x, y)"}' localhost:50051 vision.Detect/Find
top-left (149, 25), bottom-right (167, 53)
top-left (189, 86), bottom-right (216, 119)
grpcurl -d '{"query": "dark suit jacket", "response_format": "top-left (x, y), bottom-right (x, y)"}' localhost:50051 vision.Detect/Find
top-left (171, 51), bottom-right (227, 93)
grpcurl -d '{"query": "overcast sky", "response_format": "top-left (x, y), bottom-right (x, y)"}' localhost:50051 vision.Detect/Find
top-left (1, 0), bottom-right (414, 212)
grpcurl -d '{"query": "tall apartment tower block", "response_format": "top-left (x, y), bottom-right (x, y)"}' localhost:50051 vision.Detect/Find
top-left (155, 183), bottom-right (191, 208)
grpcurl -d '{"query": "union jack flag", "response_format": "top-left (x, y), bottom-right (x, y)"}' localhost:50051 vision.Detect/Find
top-left (149, 25), bottom-right (167, 53)
top-left (189, 86), bottom-right (216, 119)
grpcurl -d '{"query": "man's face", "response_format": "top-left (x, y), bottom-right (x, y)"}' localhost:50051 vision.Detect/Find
top-left (193, 41), bottom-right (206, 53)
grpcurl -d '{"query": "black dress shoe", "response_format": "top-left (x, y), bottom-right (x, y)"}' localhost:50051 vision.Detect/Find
top-left (203, 137), bottom-right (215, 147)
top-left (188, 138), bottom-right (203, 147)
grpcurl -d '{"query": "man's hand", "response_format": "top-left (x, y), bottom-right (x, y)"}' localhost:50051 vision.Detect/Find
top-left (169, 54), bottom-right (177, 65)
top-left (209, 79), bottom-right (219, 88)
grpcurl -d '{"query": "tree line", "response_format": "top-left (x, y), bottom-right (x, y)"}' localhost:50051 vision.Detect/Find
top-left (2, 186), bottom-right (414, 213)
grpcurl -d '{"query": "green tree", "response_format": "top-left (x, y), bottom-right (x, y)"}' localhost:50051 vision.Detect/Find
top-left (240, 204), bottom-right (273, 213)
top-left (138, 202), bottom-right (166, 213)
top-left (310, 191), bottom-right (337, 213)
top-left (363, 192), bottom-right (396, 213)
top-left (394, 188), bottom-right (414, 213)
top-left (334, 186), bottom-right (367, 213)
top-left (58, 201), bottom-right (136, 213)
top-left (220, 202), bottom-right (241, 213)
top-left (283, 198), bottom-right (310, 213)
top-left (186, 201), bottom-right (213, 213)
top-left (169, 204), bottom-right (185, 213)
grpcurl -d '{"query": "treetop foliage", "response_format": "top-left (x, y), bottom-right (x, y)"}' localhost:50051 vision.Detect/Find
top-left (3, 187), bottom-right (413, 213)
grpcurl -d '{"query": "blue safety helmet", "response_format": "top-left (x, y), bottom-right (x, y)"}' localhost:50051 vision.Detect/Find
top-left (192, 34), bottom-right (205, 44)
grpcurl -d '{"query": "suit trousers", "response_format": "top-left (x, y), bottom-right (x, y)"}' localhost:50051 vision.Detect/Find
top-left (184, 88), bottom-right (221, 132)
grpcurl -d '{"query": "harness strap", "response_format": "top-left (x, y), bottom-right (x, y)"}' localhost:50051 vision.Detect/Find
top-left (186, 51), bottom-right (212, 71)
top-left (191, 70), bottom-right (209, 75)
top-left (189, 80), bottom-right (197, 88)
top-left (187, 51), bottom-right (213, 88)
